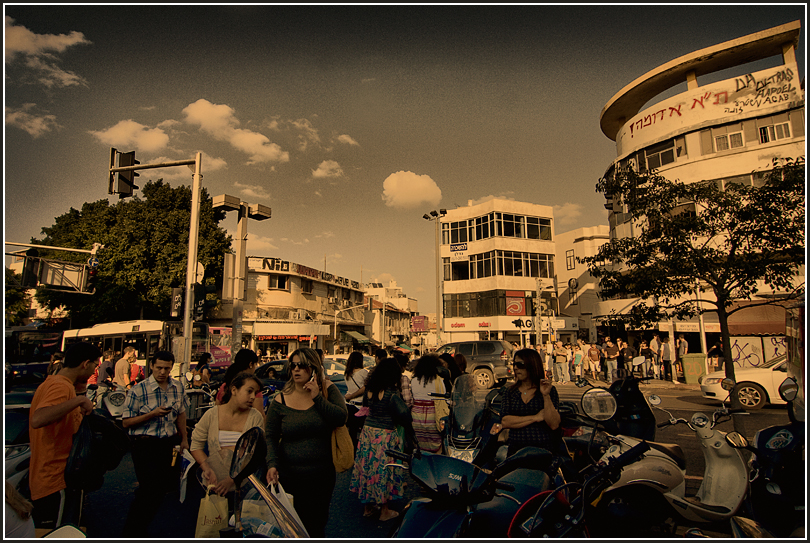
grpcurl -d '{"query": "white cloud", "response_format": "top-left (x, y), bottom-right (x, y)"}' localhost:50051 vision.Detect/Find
top-left (5, 103), bottom-right (61, 137)
top-left (234, 181), bottom-right (271, 200)
top-left (382, 171), bottom-right (442, 209)
top-left (315, 231), bottom-right (336, 239)
top-left (553, 203), bottom-right (584, 225)
top-left (312, 160), bottom-right (344, 179)
top-left (371, 272), bottom-right (396, 285)
top-left (468, 193), bottom-right (515, 206)
top-left (182, 99), bottom-right (289, 165)
top-left (292, 118), bottom-right (321, 151)
top-left (5, 17), bottom-right (91, 88)
top-left (337, 134), bottom-right (359, 146)
top-left (88, 119), bottom-right (170, 153)
top-left (247, 234), bottom-right (278, 252)
top-left (280, 237), bottom-right (309, 246)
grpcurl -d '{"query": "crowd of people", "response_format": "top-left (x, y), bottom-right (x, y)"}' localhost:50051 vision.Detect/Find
top-left (12, 333), bottom-right (694, 538)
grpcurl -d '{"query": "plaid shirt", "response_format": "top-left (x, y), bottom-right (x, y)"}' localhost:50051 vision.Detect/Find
top-left (122, 374), bottom-right (188, 438)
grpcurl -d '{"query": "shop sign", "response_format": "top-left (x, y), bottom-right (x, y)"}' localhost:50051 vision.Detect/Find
top-left (479, 322), bottom-right (491, 328)
top-left (450, 243), bottom-right (468, 262)
top-left (450, 323), bottom-right (466, 328)
top-left (506, 297), bottom-right (526, 316)
top-left (255, 335), bottom-right (314, 341)
top-left (675, 323), bottom-right (701, 332)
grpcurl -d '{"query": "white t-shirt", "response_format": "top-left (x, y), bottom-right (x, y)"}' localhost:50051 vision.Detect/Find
top-left (346, 368), bottom-right (369, 405)
top-left (411, 376), bottom-right (445, 401)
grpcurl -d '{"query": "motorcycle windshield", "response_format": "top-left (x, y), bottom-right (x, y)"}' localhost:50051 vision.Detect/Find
top-left (452, 375), bottom-right (486, 432)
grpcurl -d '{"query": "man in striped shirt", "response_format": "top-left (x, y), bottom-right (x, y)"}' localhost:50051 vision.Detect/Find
top-left (120, 351), bottom-right (188, 537)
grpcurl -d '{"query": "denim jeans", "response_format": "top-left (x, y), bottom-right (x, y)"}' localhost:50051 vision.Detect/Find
top-left (606, 359), bottom-right (618, 381)
top-left (554, 362), bottom-right (570, 383)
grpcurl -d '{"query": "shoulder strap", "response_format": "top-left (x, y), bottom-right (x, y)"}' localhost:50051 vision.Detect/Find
top-left (280, 393), bottom-right (286, 406)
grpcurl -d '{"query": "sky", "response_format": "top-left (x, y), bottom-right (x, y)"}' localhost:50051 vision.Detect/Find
top-left (4, 4), bottom-right (805, 315)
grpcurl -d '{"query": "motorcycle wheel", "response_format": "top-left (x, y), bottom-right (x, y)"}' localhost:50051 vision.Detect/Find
top-left (593, 486), bottom-right (670, 537)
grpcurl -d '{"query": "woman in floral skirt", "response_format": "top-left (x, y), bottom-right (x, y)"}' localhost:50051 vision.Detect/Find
top-left (349, 357), bottom-right (412, 521)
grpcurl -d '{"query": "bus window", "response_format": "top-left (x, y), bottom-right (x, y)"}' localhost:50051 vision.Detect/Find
top-left (103, 336), bottom-right (123, 360)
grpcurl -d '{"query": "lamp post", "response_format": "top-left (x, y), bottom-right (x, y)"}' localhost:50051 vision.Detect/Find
top-left (213, 194), bottom-right (271, 354)
top-left (423, 209), bottom-right (446, 348)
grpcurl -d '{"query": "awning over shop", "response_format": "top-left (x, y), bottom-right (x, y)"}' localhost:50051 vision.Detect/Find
top-left (726, 303), bottom-right (787, 336)
top-left (396, 344), bottom-right (413, 352)
top-left (345, 331), bottom-right (371, 343)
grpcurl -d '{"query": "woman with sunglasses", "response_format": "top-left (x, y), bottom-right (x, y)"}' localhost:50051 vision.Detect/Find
top-left (496, 348), bottom-right (561, 458)
top-left (264, 347), bottom-right (348, 537)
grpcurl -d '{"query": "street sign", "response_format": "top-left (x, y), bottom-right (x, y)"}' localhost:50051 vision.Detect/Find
top-left (196, 262), bottom-right (204, 283)
top-left (87, 257), bottom-right (99, 268)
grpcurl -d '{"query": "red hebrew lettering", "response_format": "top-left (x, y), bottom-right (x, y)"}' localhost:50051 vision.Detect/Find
top-left (669, 105), bottom-right (682, 117)
top-left (713, 91), bottom-right (728, 104)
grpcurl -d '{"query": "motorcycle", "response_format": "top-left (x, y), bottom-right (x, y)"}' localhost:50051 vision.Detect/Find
top-left (723, 377), bottom-right (805, 538)
top-left (433, 374), bottom-right (505, 466)
top-left (184, 371), bottom-right (217, 430)
top-left (386, 387), bottom-right (616, 538)
top-left (86, 367), bottom-right (127, 425)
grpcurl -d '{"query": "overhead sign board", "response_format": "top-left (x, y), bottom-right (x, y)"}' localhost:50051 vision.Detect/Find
top-left (450, 243), bottom-right (468, 262)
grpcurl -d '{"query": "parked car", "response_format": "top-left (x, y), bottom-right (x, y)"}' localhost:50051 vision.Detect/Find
top-left (434, 340), bottom-right (515, 389)
top-left (324, 353), bottom-right (376, 369)
top-left (254, 358), bottom-right (348, 396)
top-left (699, 354), bottom-right (789, 409)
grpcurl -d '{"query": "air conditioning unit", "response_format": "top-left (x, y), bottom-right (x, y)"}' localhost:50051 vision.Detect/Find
top-left (328, 297), bottom-right (337, 304)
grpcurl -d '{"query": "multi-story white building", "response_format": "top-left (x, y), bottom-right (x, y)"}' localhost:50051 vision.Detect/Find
top-left (210, 256), bottom-right (369, 356)
top-left (439, 198), bottom-right (571, 346)
top-left (554, 225), bottom-right (610, 344)
top-left (365, 280), bottom-right (418, 349)
top-left (595, 20), bottom-right (804, 359)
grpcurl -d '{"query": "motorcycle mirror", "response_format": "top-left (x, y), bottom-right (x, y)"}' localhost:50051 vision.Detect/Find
top-left (648, 394), bottom-right (662, 406)
top-left (43, 525), bottom-right (87, 538)
top-left (229, 427), bottom-right (267, 486)
top-left (778, 377), bottom-right (798, 403)
top-left (720, 378), bottom-right (736, 391)
top-left (185, 371), bottom-right (194, 381)
top-left (725, 431), bottom-right (749, 449)
top-left (580, 388), bottom-right (617, 421)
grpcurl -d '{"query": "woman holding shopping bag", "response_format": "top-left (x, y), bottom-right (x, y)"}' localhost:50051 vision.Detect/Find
top-left (264, 347), bottom-right (347, 537)
top-left (190, 372), bottom-right (265, 499)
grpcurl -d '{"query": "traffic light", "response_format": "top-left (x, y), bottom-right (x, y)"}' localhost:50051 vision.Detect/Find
top-left (85, 267), bottom-right (99, 293)
top-left (170, 287), bottom-right (183, 318)
top-left (193, 283), bottom-right (205, 319)
top-left (117, 151), bottom-right (140, 199)
top-left (22, 248), bottom-right (40, 287)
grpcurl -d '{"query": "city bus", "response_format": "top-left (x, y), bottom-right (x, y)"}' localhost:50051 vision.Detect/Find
top-left (61, 320), bottom-right (209, 377)
top-left (5, 326), bottom-right (65, 385)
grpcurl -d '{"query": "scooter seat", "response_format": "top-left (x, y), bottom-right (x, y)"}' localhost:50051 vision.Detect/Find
top-left (646, 441), bottom-right (686, 471)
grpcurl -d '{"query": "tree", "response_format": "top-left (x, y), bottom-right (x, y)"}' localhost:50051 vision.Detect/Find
top-left (32, 180), bottom-right (232, 327)
top-left (5, 268), bottom-right (31, 326)
top-left (581, 157), bottom-right (805, 400)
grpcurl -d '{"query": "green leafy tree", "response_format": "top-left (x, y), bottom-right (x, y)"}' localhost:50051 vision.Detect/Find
top-left (581, 157), bottom-right (805, 403)
top-left (5, 268), bottom-right (31, 326)
top-left (32, 180), bottom-right (232, 327)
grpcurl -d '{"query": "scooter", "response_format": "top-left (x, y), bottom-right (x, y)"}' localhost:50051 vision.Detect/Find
top-left (87, 367), bottom-right (127, 425)
top-left (723, 377), bottom-right (805, 538)
top-left (648, 383), bottom-right (750, 526)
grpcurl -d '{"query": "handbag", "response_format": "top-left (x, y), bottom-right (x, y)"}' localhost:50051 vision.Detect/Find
top-left (433, 378), bottom-right (450, 432)
top-left (195, 486), bottom-right (229, 538)
top-left (323, 381), bottom-right (355, 473)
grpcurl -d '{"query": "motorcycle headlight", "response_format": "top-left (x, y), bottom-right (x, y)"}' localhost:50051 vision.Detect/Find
top-left (765, 429), bottom-right (794, 450)
top-left (5, 444), bottom-right (30, 460)
top-left (108, 392), bottom-right (127, 407)
top-left (448, 447), bottom-right (475, 463)
top-left (691, 413), bottom-right (710, 428)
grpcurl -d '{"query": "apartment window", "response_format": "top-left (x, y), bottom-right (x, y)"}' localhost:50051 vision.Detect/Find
top-left (759, 123), bottom-right (791, 144)
top-left (645, 140), bottom-right (675, 170)
top-left (474, 215), bottom-right (492, 241)
top-left (443, 257), bottom-right (451, 282)
top-left (566, 249), bottom-right (575, 271)
top-left (301, 279), bottom-right (313, 294)
top-left (267, 275), bottom-right (288, 290)
top-left (526, 217), bottom-right (552, 240)
top-left (501, 214), bottom-right (524, 238)
top-left (470, 251), bottom-right (495, 279)
top-left (449, 221), bottom-right (469, 244)
top-left (715, 131), bottom-right (744, 151)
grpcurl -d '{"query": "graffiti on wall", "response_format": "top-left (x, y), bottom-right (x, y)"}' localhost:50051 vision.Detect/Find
top-left (728, 336), bottom-right (787, 369)
top-left (626, 66), bottom-right (799, 139)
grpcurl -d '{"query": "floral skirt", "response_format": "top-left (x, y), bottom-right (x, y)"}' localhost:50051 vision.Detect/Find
top-left (411, 399), bottom-right (442, 454)
top-left (349, 426), bottom-right (405, 504)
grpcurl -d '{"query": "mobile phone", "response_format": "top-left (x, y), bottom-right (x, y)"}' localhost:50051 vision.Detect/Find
top-left (308, 372), bottom-right (316, 383)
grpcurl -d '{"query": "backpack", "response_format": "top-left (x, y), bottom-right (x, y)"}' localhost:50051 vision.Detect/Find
top-left (65, 412), bottom-right (131, 492)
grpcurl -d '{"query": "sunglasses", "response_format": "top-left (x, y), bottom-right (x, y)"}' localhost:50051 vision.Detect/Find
top-left (290, 361), bottom-right (311, 371)
top-left (512, 361), bottom-right (526, 369)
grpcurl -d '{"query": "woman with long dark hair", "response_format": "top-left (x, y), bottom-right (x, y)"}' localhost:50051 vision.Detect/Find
top-left (498, 348), bottom-right (561, 457)
top-left (343, 351), bottom-right (370, 447)
top-left (409, 355), bottom-right (446, 453)
top-left (349, 357), bottom-right (411, 521)
top-left (265, 347), bottom-right (348, 537)
top-left (216, 349), bottom-right (264, 416)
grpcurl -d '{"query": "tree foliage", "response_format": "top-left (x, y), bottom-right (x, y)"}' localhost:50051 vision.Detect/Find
top-left (5, 268), bottom-right (30, 326)
top-left (581, 157), bottom-right (805, 385)
top-left (32, 180), bottom-right (232, 327)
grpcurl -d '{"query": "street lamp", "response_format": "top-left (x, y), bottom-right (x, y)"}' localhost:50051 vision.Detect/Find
top-left (213, 194), bottom-right (271, 354)
top-left (423, 209), bottom-right (446, 347)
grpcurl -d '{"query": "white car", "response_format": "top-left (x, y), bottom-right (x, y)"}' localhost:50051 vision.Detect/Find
top-left (699, 354), bottom-right (789, 409)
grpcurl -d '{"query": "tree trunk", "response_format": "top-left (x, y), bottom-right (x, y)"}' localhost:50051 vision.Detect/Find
top-left (717, 301), bottom-right (746, 435)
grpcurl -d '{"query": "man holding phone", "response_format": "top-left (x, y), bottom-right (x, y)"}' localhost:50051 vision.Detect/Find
top-left (120, 351), bottom-right (188, 537)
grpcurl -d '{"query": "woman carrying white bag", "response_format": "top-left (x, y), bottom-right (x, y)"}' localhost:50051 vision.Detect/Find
top-left (190, 372), bottom-right (265, 520)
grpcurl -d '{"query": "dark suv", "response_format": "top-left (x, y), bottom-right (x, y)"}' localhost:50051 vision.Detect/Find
top-left (435, 340), bottom-right (514, 389)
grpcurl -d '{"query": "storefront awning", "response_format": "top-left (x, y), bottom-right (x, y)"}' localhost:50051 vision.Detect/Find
top-left (345, 331), bottom-right (371, 343)
top-left (397, 344), bottom-right (413, 352)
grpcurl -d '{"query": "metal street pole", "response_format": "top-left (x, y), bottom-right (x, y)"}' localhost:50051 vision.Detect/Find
top-left (182, 153), bottom-right (203, 380)
top-left (434, 216), bottom-right (442, 346)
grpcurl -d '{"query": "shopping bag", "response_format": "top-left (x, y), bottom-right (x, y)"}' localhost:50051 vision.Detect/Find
top-left (195, 485), bottom-right (228, 538)
top-left (332, 425), bottom-right (355, 472)
top-left (433, 379), bottom-right (450, 432)
top-left (271, 483), bottom-right (307, 533)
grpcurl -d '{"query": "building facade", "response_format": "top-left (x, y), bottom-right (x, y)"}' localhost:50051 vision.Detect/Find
top-left (439, 198), bottom-right (569, 347)
top-left (554, 225), bottom-right (610, 344)
top-left (595, 20), bottom-right (804, 363)
top-left (365, 280), bottom-right (419, 349)
top-left (210, 256), bottom-right (369, 357)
